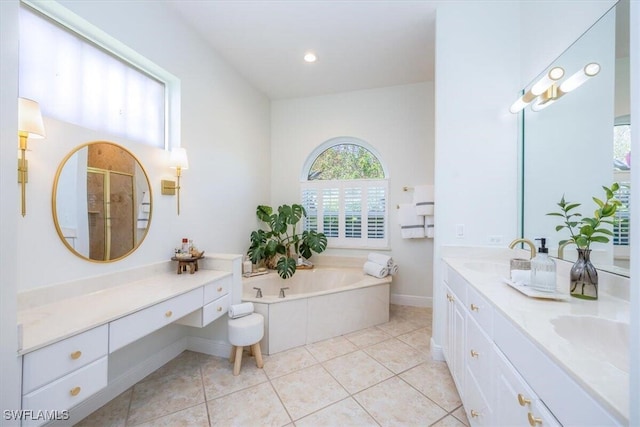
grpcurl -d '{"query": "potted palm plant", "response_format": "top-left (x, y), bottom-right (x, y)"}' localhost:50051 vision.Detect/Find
top-left (547, 183), bottom-right (621, 299)
top-left (247, 204), bottom-right (328, 279)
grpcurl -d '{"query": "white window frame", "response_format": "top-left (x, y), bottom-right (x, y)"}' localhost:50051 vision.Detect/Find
top-left (20, 0), bottom-right (180, 150)
top-left (301, 137), bottom-right (389, 249)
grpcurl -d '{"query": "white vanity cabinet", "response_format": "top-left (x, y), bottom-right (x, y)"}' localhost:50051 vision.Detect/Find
top-left (494, 345), bottom-right (559, 427)
top-left (18, 261), bottom-right (240, 426)
top-left (442, 261), bottom-right (620, 426)
top-left (443, 263), bottom-right (560, 427)
top-left (109, 287), bottom-right (204, 353)
top-left (443, 278), bottom-right (466, 397)
top-left (21, 326), bottom-right (109, 427)
top-left (176, 275), bottom-right (232, 327)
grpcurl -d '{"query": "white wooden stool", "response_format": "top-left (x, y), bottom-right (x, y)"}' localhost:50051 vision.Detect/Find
top-left (228, 313), bottom-right (264, 376)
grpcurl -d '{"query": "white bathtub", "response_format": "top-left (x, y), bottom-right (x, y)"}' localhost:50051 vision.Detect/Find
top-left (242, 267), bottom-right (391, 354)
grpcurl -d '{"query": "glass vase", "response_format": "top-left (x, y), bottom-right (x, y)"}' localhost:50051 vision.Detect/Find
top-left (570, 249), bottom-right (598, 300)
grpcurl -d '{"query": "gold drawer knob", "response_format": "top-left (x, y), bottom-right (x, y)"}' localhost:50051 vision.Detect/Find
top-left (70, 350), bottom-right (82, 360)
top-left (518, 393), bottom-right (532, 406)
top-left (470, 409), bottom-right (480, 418)
top-left (470, 349), bottom-right (479, 358)
top-left (70, 386), bottom-right (81, 396)
top-left (528, 412), bottom-right (542, 426)
top-left (470, 303), bottom-right (479, 311)
top-left (217, 287), bottom-right (223, 292)
top-left (165, 310), bottom-right (173, 318)
top-left (217, 306), bottom-right (223, 312)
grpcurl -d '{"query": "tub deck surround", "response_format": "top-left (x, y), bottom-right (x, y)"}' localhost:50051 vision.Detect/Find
top-left (242, 266), bottom-right (392, 354)
top-left (442, 247), bottom-right (629, 424)
top-left (18, 255), bottom-right (240, 355)
top-left (242, 267), bottom-right (390, 302)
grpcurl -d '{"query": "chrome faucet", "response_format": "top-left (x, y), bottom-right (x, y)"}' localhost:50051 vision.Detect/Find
top-left (558, 240), bottom-right (575, 260)
top-left (508, 238), bottom-right (536, 259)
top-left (253, 287), bottom-right (262, 298)
top-left (279, 287), bottom-right (289, 298)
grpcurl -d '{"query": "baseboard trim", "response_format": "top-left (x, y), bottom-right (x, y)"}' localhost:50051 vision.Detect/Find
top-left (430, 338), bottom-right (445, 361)
top-left (390, 294), bottom-right (432, 307)
top-left (58, 337), bottom-right (188, 426)
top-left (186, 336), bottom-right (232, 358)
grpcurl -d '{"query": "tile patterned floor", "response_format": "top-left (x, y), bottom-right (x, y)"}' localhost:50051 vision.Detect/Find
top-left (76, 305), bottom-right (468, 427)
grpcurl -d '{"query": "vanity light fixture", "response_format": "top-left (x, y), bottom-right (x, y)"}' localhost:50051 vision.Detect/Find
top-left (161, 147), bottom-right (189, 215)
top-left (509, 67), bottom-right (564, 113)
top-left (17, 97), bottom-right (46, 217)
top-left (510, 62), bottom-right (600, 114)
top-left (559, 62), bottom-right (601, 93)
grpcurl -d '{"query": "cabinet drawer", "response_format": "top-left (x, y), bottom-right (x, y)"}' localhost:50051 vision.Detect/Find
top-left (466, 285), bottom-right (493, 336)
top-left (465, 366), bottom-right (493, 426)
top-left (176, 294), bottom-right (230, 328)
top-left (203, 294), bottom-right (229, 325)
top-left (23, 325), bottom-right (108, 394)
top-left (446, 266), bottom-right (467, 306)
top-left (204, 275), bottom-right (231, 304)
top-left (22, 357), bottom-right (108, 427)
top-left (466, 316), bottom-right (494, 397)
top-left (109, 288), bottom-right (202, 352)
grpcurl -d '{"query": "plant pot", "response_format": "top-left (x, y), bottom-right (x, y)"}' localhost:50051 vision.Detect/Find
top-left (570, 248), bottom-right (598, 300)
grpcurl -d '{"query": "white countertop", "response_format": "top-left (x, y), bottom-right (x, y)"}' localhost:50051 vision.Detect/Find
top-left (443, 250), bottom-right (629, 424)
top-left (18, 269), bottom-right (230, 355)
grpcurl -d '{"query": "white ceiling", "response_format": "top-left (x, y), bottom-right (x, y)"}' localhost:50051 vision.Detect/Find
top-left (164, 1), bottom-right (437, 100)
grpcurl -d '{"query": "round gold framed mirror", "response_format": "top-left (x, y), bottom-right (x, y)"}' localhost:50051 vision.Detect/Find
top-left (52, 141), bottom-right (152, 262)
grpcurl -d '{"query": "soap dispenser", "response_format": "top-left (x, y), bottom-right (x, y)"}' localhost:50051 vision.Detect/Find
top-left (530, 238), bottom-right (556, 292)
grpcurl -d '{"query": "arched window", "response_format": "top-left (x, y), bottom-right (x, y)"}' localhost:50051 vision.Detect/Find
top-left (301, 137), bottom-right (389, 248)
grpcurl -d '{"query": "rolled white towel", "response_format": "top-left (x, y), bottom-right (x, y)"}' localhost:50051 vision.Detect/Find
top-left (228, 302), bottom-right (254, 319)
top-left (364, 261), bottom-right (388, 278)
top-left (367, 253), bottom-right (393, 268)
top-left (389, 264), bottom-right (399, 276)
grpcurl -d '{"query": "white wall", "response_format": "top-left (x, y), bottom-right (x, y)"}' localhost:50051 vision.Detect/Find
top-left (271, 83), bottom-right (435, 305)
top-left (432, 1), bottom-right (522, 354)
top-left (14, 0), bottom-right (270, 289)
top-left (1, 0), bottom-right (270, 416)
top-left (1, 1), bottom-right (22, 422)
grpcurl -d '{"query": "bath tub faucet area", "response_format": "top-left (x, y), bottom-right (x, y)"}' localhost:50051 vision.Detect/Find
top-left (279, 287), bottom-right (289, 298)
top-left (253, 287), bottom-right (262, 298)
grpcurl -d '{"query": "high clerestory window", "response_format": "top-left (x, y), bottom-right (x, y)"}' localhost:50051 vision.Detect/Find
top-left (301, 137), bottom-right (389, 248)
top-left (19, 2), bottom-right (178, 149)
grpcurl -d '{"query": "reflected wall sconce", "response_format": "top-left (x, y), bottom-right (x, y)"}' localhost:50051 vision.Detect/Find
top-left (510, 63), bottom-right (600, 114)
top-left (18, 97), bottom-right (46, 217)
top-left (161, 147), bottom-right (189, 215)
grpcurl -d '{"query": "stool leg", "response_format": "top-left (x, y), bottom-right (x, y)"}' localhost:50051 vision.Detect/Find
top-left (229, 345), bottom-right (236, 363)
top-left (233, 346), bottom-right (243, 376)
top-left (252, 343), bottom-right (264, 369)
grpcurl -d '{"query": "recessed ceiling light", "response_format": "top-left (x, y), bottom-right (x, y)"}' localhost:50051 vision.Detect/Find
top-left (304, 52), bottom-right (317, 63)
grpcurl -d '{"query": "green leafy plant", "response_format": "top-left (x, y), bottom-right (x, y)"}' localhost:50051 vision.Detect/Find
top-left (247, 204), bottom-right (328, 279)
top-left (547, 183), bottom-right (621, 250)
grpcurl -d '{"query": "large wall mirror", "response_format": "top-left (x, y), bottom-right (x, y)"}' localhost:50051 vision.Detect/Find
top-left (521, 1), bottom-right (630, 277)
top-left (52, 141), bottom-right (152, 262)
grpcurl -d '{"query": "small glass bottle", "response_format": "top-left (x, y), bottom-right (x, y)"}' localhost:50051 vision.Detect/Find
top-left (530, 238), bottom-right (556, 292)
top-left (181, 238), bottom-right (189, 253)
top-left (243, 256), bottom-right (253, 276)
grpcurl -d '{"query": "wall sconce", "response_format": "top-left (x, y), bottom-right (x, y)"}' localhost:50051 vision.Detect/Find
top-left (161, 147), bottom-right (189, 215)
top-left (18, 97), bottom-right (46, 217)
top-left (510, 63), bottom-right (600, 114)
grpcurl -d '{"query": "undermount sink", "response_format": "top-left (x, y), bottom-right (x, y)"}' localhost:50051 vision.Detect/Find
top-left (551, 315), bottom-right (629, 373)
top-left (463, 261), bottom-right (509, 276)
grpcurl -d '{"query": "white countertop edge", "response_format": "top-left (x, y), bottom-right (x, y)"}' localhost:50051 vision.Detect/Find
top-left (18, 268), bottom-right (231, 355)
